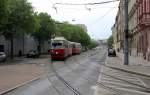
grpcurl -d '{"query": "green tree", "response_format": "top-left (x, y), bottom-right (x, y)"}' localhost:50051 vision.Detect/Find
top-left (107, 35), bottom-right (113, 47)
top-left (32, 12), bottom-right (56, 54)
top-left (55, 22), bottom-right (91, 49)
top-left (77, 27), bottom-right (91, 47)
top-left (55, 22), bottom-right (73, 40)
top-left (0, 0), bottom-right (9, 33)
top-left (89, 39), bottom-right (99, 49)
top-left (2, 0), bottom-right (35, 59)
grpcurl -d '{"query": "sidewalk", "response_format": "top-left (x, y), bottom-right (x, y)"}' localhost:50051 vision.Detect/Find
top-left (0, 56), bottom-right (50, 94)
top-left (105, 53), bottom-right (150, 77)
top-left (94, 53), bottom-right (150, 95)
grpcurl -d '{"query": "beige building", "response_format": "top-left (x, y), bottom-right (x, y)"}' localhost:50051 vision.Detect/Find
top-left (112, 0), bottom-right (124, 52)
top-left (113, 0), bottom-right (150, 61)
top-left (112, 24), bottom-right (117, 49)
top-left (128, 0), bottom-right (139, 56)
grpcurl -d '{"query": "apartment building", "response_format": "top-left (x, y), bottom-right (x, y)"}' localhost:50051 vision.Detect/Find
top-left (128, 0), bottom-right (139, 56)
top-left (113, 0), bottom-right (150, 61)
top-left (136, 0), bottom-right (150, 60)
top-left (112, 0), bottom-right (124, 52)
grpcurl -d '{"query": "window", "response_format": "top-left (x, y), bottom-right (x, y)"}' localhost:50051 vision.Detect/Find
top-left (52, 43), bottom-right (62, 47)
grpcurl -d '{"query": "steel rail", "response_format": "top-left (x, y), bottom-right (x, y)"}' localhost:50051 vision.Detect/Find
top-left (50, 62), bottom-right (82, 95)
top-left (71, 52), bottom-right (150, 93)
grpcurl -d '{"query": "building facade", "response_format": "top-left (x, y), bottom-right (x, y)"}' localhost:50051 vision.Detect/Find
top-left (0, 35), bottom-right (50, 56)
top-left (136, 0), bottom-right (150, 60)
top-left (113, 0), bottom-right (150, 61)
top-left (112, 0), bottom-right (124, 52)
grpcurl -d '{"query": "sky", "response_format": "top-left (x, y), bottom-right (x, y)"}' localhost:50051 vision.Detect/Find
top-left (28, 0), bottom-right (119, 40)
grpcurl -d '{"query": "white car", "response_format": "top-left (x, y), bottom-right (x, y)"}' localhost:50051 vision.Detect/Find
top-left (0, 52), bottom-right (7, 62)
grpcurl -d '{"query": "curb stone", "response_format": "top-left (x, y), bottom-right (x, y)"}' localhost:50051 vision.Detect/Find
top-left (105, 56), bottom-right (150, 78)
top-left (106, 65), bottom-right (150, 78)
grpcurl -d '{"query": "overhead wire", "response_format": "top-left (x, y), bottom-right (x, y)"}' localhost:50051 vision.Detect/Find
top-left (89, 7), bottom-right (116, 26)
top-left (53, 0), bottom-right (119, 6)
top-left (52, 0), bottom-right (119, 12)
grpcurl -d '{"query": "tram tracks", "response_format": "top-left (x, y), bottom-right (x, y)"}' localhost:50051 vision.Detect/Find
top-left (47, 49), bottom-right (150, 95)
top-left (71, 52), bottom-right (150, 94)
top-left (51, 63), bottom-right (81, 95)
top-left (46, 60), bottom-right (82, 95)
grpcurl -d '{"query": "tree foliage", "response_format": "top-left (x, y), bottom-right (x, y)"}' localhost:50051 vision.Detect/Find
top-left (2, 0), bottom-right (35, 59)
top-left (0, 0), bottom-right (9, 32)
top-left (32, 13), bottom-right (55, 41)
top-left (55, 22), bottom-right (91, 47)
top-left (32, 12), bottom-right (56, 54)
top-left (3, 0), bottom-right (35, 38)
top-left (89, 39), bottom-right (99, 49)
top-left (107, 35), bottom-right (113, 47)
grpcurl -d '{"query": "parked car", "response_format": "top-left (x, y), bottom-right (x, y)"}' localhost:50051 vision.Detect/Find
top-left (108, 48), bottom-right (116, 57)
top-left (26, 50), bottom-right (39, 58)
top-left (0, 52), bottom-right (7, 62)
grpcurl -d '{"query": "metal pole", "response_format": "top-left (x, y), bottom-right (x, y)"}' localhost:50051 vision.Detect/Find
top-left (124, 0), bottom-right (129, 65)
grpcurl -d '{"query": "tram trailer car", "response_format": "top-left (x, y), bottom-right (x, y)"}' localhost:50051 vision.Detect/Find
top-left (68, 41), bottom-right (73, 56)
top-left (72, 42), bottom-right (82, 55)
top-left (71, 42), bottom-right (76, 55)
top-left (75, 43), bottom-right (82, 54)
top-left (50, 37), bottom-right (69, 60)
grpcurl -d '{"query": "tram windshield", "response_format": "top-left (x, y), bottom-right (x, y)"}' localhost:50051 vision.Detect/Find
top-left (52, 42), bottom-right (63, 48)
top-left (51, 40), bottom-right (65, 49)
top-left (52, 43), bottom-right (62, 47)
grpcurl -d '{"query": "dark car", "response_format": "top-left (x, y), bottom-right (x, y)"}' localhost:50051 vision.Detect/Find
top-left (26, 50), bottom-right (39, 58)
top-left (0, 52), bottom-right (7, 62)
top-left (108, 48), bottom-right (116, 57)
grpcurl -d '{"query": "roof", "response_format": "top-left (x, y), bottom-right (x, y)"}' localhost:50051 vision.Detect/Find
top-left (52, 37), bottom-right (67, 41)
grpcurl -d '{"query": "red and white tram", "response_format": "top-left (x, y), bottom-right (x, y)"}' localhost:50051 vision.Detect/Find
top-left (50, 37), bottom-right (69, 60)
top-left (50, 37), bottom-right (82, 60)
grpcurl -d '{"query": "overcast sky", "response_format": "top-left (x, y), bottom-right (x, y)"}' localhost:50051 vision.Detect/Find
top-left (28, 0), bottom-right (119, 40)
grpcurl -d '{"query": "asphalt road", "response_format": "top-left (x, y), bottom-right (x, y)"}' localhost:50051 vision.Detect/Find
top-left (4, 47), bottom-right (150, 95)
top-left (4, 49), bottom-right (105, 95)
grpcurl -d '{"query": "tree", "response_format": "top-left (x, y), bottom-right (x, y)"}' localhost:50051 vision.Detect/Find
top-left (2, 0), bottom-right (35, 59)
top-left (107, 35), bottom-right (113, 47)
top-left (55, 22), bottom-right (73, 40)
top-left (55, 22), bottom-right (91, 49)
top-left (88, 39), bottom-right (99, 49)
top-left (0, 0), bottom-right (9, 33)
top-left (32, 12), bottom-right (56, 54)
top-left (77, 26), bottom-right (91, 47)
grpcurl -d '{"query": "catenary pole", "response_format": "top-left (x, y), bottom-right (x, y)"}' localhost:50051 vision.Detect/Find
top-left (124, 0), bottom-right (129, 65)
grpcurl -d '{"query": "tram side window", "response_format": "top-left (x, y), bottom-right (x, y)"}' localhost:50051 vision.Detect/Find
top-left (72, 44), bottom-right (76, 48)
top-left (63, 42), bottom-right (68, 48)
